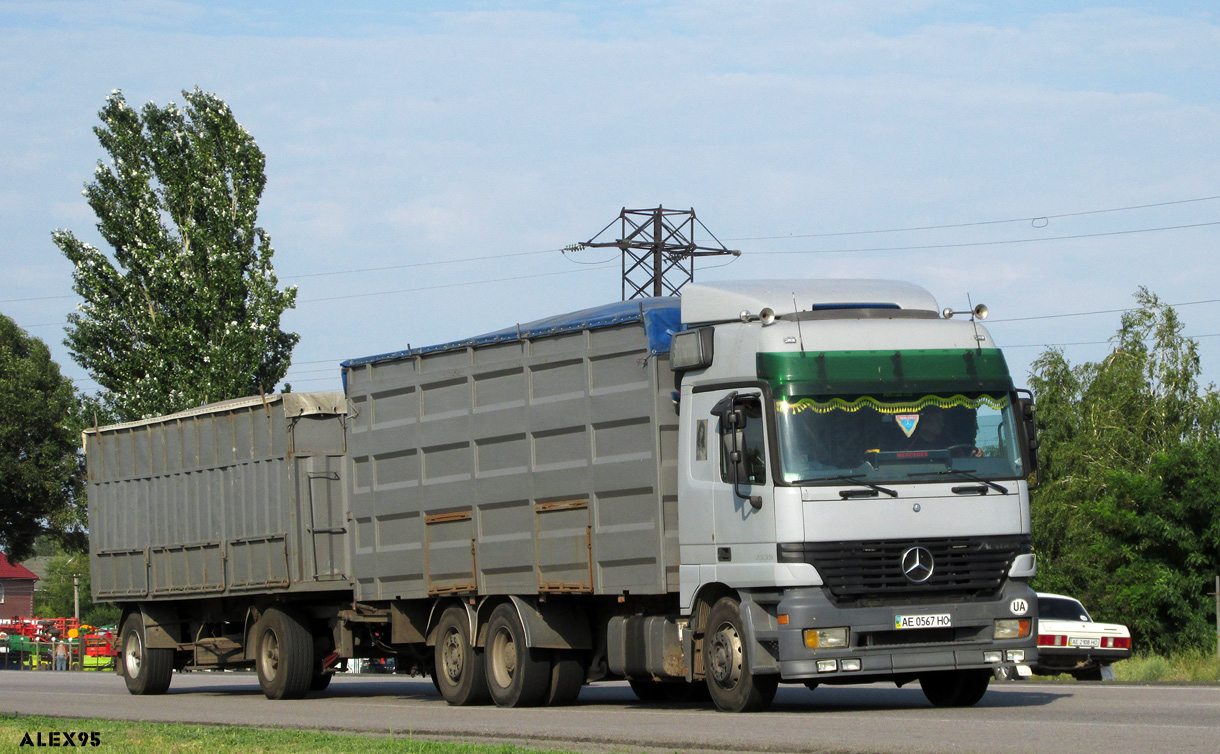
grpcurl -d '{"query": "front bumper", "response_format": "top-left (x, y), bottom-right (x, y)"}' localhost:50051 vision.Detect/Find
top-left (771, 582), bottom-right (1038, 681)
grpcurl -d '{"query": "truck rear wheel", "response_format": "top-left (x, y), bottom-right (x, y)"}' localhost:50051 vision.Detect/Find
top-left (485, 603), bottom-right (550, 707)
top-left (254, 608), bottom-right (314, 700)
top-left (919, 669), bottom-right (991, 707)
top-left (120, 613), bottom-right (173, 695)
top-left (434, 607), bottom-right (489, 705)
top-left (704, 597), bottom-right (777, 712)
top-left (545, 650), bottom-right (585, 706)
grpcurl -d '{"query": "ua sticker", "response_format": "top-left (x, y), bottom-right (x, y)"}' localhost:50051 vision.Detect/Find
top-left (1009, 598), bottom-right (1029, 616)
top-left (896, 414), bottom-right (920, 437)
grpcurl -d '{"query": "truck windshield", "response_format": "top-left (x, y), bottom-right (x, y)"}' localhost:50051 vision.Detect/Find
top-left (775, 392), bottom-right (1024, 485)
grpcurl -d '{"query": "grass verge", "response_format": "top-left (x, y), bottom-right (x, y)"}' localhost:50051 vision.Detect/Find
top-left (1111, 649), bottom-right (1220, 683)
top-left (1031, 649), bottom-right (1220, 683)
top-left (0, 714), bottom-right (579, 754)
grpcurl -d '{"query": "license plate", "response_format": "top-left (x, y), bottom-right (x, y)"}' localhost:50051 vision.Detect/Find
top-left (894, 613), bottom-right (952, 629)
top-left (1068, 637), bottom-right (1100, 648)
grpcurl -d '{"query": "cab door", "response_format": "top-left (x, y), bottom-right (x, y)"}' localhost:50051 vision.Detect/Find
top-left (707, 391), bottom-right (777, 558)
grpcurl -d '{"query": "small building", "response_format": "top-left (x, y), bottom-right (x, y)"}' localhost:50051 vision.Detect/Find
top-left (0, 553), bottom-right (39, 620)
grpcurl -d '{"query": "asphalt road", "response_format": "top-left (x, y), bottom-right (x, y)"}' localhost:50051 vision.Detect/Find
top-left (1, 671), bottom-right (1217, 754)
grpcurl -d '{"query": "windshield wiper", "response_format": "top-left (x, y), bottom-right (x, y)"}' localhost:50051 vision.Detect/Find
top-left (792, 474), bottom-right (898, 498)
top-left (909, 469), bottom-right (1009, 495)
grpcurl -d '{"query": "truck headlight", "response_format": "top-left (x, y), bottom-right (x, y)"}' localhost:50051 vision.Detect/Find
top-left (993, 618), bottom-right (1032, 640)
top-left (804, 628), bottom-right (849, 649)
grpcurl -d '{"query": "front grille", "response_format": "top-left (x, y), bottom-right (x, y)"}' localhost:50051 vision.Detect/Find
top-left (779, 535), bottom-right (1030, 603)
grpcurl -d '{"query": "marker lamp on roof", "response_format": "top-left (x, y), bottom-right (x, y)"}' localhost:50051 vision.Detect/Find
top-left (670, 328), bottom-right (714, 372)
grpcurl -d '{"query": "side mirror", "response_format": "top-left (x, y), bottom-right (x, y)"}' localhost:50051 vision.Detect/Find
top-left (1015, 389), bottom-right (1039, 486)
top-left (713, 392), bottom-right (763, 510)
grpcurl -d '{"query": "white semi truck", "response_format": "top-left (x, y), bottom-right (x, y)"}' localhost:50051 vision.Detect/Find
top-left (87, 279), bottom-right (1039, 712)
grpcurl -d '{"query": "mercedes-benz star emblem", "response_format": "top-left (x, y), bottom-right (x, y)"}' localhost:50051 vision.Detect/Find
top-left (901, 546), bottom-right (934, 584)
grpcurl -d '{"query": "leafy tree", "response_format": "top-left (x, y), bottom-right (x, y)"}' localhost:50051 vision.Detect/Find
top-left (53, 87), bottom-right (298, 422)
top-left (1029, 289), bottom-right (1220, 653)
top-left (0, 314), bottom-right (84, 562)
top-left (31, 550), bottom-right (120, 627)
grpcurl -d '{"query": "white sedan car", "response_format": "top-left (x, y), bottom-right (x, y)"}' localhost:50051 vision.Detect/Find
top-left (1032, 593), bottom-right (1132, 680)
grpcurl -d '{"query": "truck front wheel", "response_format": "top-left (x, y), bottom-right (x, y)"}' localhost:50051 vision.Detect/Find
top-left (485, 603), bottom-right (550, 707)
top-left (704, 597), bottom-right (777, 712)
top-left (919, 669), bottom-right (991, 707)
top-left (119, 612), bottom-right (173, 695)
top-left (254, 608), bottom-right (314, 700)
top-left (434, 607), bottom-right (489, 705)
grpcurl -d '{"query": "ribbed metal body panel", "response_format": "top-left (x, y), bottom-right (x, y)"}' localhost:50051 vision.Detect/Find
top-left (343, 320), bottom-right (680, 601)
top-left (85, 393), bottom-right (349, 601)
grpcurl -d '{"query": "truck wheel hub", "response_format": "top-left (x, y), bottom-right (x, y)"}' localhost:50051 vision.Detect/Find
top-left (709, 622), bottom-right (743, 689)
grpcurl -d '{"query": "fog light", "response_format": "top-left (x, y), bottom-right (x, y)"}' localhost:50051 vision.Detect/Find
top-left (984, 651), bottom-right (1003, 663)
top-left (994, 618), bottom-right (1032, 640)
top-left (804, 628), bottom-right (850, 649)
top-left (840, 658), bottom-right (862, 672)
top-left (817, 660), bottom-right (838, 673)
top-left (1006, 650), bottom-right (1025, 663)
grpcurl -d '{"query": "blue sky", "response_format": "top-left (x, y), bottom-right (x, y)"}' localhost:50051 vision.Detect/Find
top-left (2, 1), bottom-right (1219, 392)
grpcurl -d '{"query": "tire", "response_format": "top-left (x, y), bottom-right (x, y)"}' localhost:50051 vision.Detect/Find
top-left (254, 608), bottom-right (315, 700)
top-left (1073, 666), bottom-right (1104, 682)
top-left (434, 607), bottom-right (489, 706)
top-left (703, 597), bottom-right (778, 713)
top-left (919, 669), bottom-right (992, 707)
top-left (485, 603), bottom-right (551, 707)
top-left (309, 670), bottom-right (332, 692)
top-left (546, 650), bottom-right (585, 706)
top-left (119, 613), bottom-right (173, 695)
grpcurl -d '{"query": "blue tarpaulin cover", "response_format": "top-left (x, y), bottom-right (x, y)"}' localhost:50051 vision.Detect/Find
top-left (341, 297), bottom-right (683, 369)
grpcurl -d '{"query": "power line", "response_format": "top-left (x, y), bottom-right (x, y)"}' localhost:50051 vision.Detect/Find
top-left (0, 246), bottom-right (569, 305)
top-left (290, 247), bottom-right (562, 279)
top-left (988, 298), bottom-right (1220, 323)
top-left (10, 194), bottom-right (1220, 306)
top-left (1001, 332), bottom-right (1220, 350)
top-left (16, 265), bottom-right (618, 326)
top-left (728, 194), bottom-right (1220, 241)
top-left (298, 265), bottom-right (613, 304)
top-left (749, 220), bottom-right (1220, 256)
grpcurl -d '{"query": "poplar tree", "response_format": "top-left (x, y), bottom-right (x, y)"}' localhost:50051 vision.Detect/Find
top-left (53, 88), bottom-right (298, 421)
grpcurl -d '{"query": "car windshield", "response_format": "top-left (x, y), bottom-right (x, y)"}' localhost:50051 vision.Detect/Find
top-left (775, 392), bottom-right (1024, 485)
top-left (1038, 596), bottom-right (1092, 622)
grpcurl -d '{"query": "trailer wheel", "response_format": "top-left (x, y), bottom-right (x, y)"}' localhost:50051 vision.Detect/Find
top-left (119, 613), bottom-right (173, 695)
top-left (545, 650), bottom-right (585, 706)
top-left (919, 669), bottom-right (991, 707)
top-left (254, 608), bottom-right (314, 700)
top-left (485, 603), bottom-right (550, 707)
top-left (434, 607), bottom-right (489, 705)
top-left (704, 597), bottom-right (778, 713)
